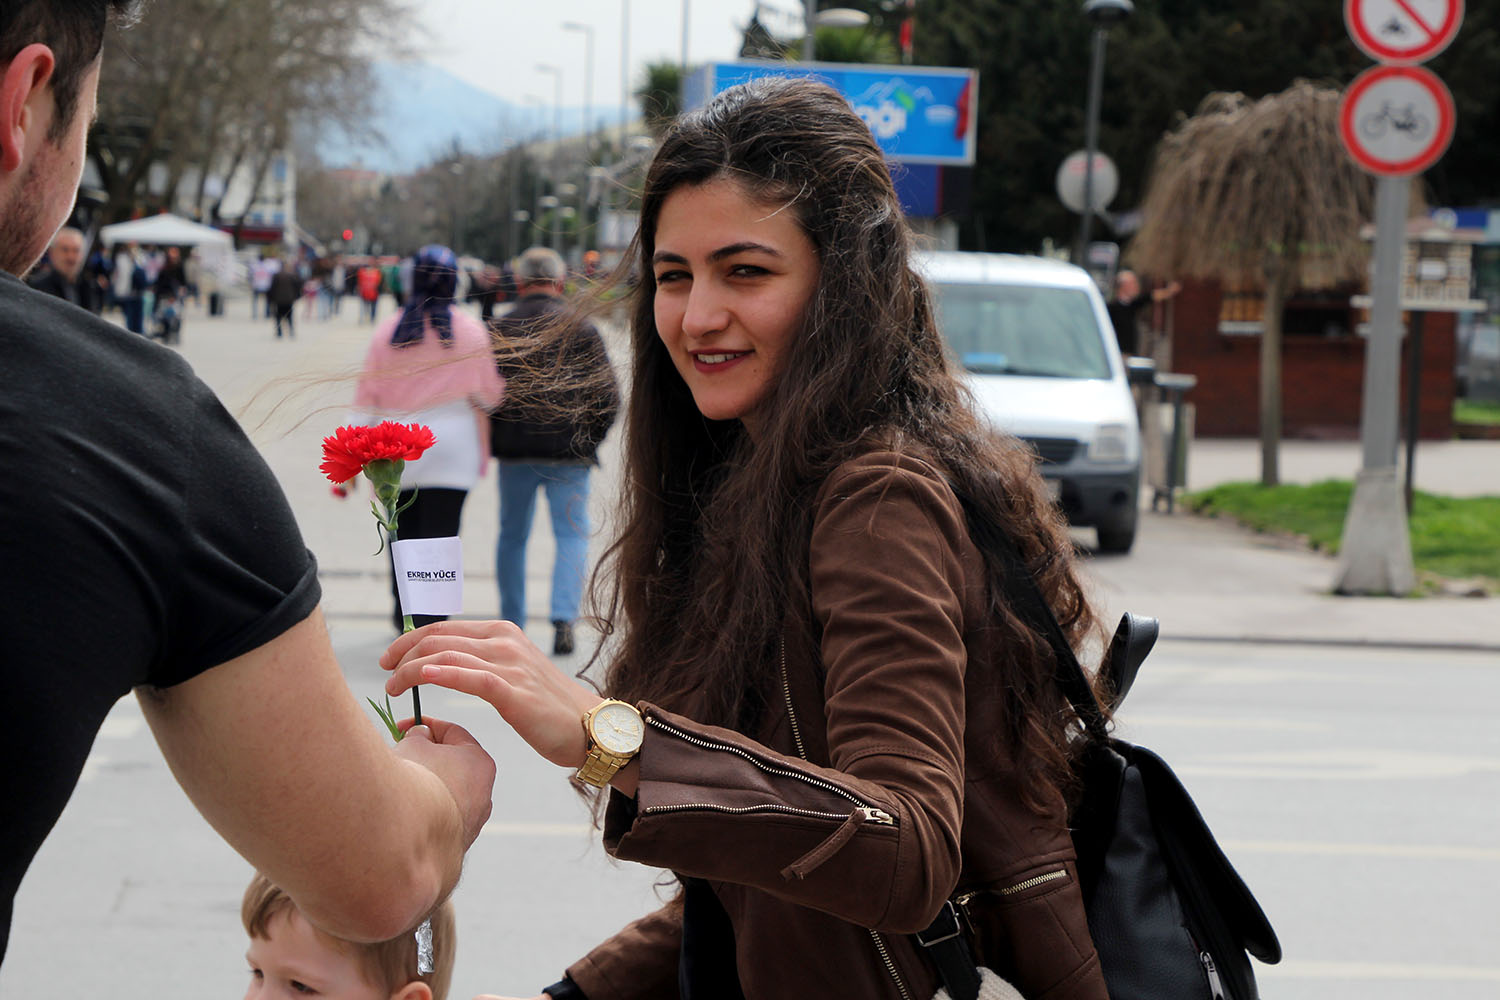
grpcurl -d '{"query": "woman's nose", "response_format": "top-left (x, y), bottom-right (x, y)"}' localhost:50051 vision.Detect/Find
top-left (680, 282), bottom-right (728, 338)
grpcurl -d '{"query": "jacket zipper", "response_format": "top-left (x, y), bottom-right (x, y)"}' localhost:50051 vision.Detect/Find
top-left (996, 867), bottom-right (1068, 895)
top-left (639, 715), bottom-right (894, 824)
top-left (868, 928), bottom-right (915, 1000)
top-left (950, 867), bottom-right (1069, 932)
top-left (782, 640), bottom-right (912, 1000)
top-left (1199, 949), bottom-right (1226, 1000)
top-left (644, 801), bottom-right (894, 824)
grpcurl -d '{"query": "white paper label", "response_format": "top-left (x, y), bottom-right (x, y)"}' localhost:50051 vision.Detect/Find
top-left (391, 537), bottom-right (463, 615)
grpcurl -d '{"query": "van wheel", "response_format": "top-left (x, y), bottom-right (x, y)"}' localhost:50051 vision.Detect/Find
top-left (1096, 516), bottom-right (1136, 554)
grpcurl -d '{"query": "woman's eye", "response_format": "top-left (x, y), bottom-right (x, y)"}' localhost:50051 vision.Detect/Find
top-left (654, 269), bottom-right (687, 285)
top-left (729, 263), bottom-right (769, 278)
top-left (290, 981), bottom-right (317, 995)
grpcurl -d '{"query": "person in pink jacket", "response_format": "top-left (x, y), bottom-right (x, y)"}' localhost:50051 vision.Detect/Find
top-left (353, 244), bottom-right (504, 632)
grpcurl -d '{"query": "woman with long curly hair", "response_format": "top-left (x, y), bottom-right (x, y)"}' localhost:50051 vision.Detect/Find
top-left (383, 77), bottom-right (1110, 1000)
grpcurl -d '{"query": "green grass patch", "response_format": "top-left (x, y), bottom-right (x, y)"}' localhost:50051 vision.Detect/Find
top-left (1455, 398), bottom-right (1500, 425)
top-left (1186, 480), bottom-right (1500, 586)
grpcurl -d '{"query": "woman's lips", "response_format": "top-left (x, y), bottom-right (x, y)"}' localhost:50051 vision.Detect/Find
top-left (692, 350), bottom-right (751, 372)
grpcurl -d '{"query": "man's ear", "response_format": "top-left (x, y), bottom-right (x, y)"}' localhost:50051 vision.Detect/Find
top-left (389, 982), bottom-right (432, 1000)
top-left (0, 44), bottom-right (56, 173)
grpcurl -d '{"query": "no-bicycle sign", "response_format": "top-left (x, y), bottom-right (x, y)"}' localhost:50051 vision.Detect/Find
top-left (1344, 0), bottom-right (1464, 65)
top-left (1339, 65), bottom-right (1455, 177)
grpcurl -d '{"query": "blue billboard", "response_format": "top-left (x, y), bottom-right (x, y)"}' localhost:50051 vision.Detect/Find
top-left (683, 61), bottom-right (978, 166)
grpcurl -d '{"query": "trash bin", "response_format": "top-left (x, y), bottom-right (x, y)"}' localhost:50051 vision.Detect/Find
top-left (1148, 372), bottom-right (1197, 514)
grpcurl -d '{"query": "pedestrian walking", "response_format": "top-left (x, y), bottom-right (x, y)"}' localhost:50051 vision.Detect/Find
top-left (357, 260), bottom-right (382, 323)
top-left (351, 244), bottom-right (505, 633)
top-left (382, 77), bottom-right (1108, 1000)
top-left (0, 0), bottom-right (494, 966)
top-left (488, 246), bottom-right (619, 656)
top-left (250, 254), bottom-right (277, 319)
top-left (268, 259), bottom-right (301, 337)
top-left (111, 241), bottom-right (146, 333)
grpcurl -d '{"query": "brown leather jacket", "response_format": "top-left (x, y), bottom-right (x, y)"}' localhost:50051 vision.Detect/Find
top-left (566, 450), bottom-right (1107, 1000)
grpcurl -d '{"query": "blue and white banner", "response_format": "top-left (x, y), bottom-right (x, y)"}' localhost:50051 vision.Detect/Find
top-left (684, 61), bottom-right (978, 166)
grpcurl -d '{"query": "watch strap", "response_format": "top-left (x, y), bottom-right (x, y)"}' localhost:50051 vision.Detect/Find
top-left (576, 746), bottom-right (630, 787)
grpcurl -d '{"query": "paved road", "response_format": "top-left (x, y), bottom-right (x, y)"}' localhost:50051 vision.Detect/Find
top-left (2, 297), bottom-right (1496, 997)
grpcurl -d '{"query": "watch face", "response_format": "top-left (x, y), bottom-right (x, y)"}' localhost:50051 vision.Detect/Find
top-left (591, 702), bottom-right (644, 755)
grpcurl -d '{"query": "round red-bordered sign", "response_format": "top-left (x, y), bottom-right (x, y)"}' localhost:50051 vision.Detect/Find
top-left (1345, 0), bottom-right (1463, 65)
top-left (1339, 65), bottom-right (1455, 176)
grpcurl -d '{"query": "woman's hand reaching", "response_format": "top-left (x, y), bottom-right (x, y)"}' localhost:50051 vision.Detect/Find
top-left (381, 620), bottom-right (602, 770)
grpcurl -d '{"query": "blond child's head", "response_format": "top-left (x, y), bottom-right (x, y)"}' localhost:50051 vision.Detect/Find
top-left (241, 872), bottom-right (455, 1000)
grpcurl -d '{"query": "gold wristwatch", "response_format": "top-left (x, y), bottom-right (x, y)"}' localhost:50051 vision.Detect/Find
top-left (575, 699), bottom-right (644, 787)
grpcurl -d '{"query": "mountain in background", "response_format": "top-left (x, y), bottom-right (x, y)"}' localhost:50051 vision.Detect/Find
top-left (315, 61), bottom-right (622, 174)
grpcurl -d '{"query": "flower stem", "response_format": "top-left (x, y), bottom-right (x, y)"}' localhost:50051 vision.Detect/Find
top-left (391, 522), bottom-right (423, 728)
top-left (401, 614), bottom-right (423, 725)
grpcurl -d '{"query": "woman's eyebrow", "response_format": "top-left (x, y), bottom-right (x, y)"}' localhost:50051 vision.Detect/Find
top-left (710, 242), bottom-right (782, 261)
top-left (652, 243), bottom-right (783, 266)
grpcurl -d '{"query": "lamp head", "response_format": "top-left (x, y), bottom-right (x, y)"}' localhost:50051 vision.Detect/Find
top-left (1082, 0), bottom-right (1133, 27)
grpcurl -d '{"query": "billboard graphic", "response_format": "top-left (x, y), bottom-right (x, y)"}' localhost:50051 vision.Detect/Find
top-left (684, 61), bottom-right (978, 166)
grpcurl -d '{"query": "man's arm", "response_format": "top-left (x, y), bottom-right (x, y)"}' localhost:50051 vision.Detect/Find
top-left (136, 607), bottom-right (494, 942)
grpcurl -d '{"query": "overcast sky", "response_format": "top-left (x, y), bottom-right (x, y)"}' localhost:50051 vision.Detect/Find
top-left (411, 0), bottom-right (802, 113)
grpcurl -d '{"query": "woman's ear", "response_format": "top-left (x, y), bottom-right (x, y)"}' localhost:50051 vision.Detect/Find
top-left (389, 982), bottom-right (432, 1000)
top-left (0, 44), bottom-right (56, 173)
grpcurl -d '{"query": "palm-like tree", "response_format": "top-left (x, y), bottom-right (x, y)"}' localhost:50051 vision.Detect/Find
top-left (1128, 81), bottom-right (1378, 486)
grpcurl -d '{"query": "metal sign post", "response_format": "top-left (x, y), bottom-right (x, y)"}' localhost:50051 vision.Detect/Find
top-left (1332, 3), bottom-right (1464, 596)
top-left (1335, 175), bottom-right (1417, 595)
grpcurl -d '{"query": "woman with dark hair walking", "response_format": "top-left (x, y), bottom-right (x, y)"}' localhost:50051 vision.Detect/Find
top-left (351, 244), bottom-right (504, 632)
top-left (383, 78), bottom-right (1110, 1000)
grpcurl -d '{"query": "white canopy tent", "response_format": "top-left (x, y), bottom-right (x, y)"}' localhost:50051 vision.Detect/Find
top-left (98, 213), bottom-right (234, 250)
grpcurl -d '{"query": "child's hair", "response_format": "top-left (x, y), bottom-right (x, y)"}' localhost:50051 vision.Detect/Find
top-left (241, 872), bottom-right (456, 1000)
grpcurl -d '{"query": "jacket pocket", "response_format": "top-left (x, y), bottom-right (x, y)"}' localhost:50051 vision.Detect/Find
top-left (960, 863), bottom-right (1100, 997)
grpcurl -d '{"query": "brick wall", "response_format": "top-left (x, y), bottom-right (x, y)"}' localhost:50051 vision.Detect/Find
top-left (1162, 279), bottom-right (1455, 440)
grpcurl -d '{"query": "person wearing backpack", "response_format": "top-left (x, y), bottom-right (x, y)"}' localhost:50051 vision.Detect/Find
top-left (383, 78), bottom-right (1110, 1000)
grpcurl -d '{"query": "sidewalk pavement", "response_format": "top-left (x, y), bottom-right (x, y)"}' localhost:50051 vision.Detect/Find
top-left (1082, 436), bottom-right (1499, 654)
top-left (166, 294), bottom-right (1498, 657)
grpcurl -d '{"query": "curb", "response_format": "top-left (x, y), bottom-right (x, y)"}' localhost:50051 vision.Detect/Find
top-left (1158, 633), bottom-right (1500, 655)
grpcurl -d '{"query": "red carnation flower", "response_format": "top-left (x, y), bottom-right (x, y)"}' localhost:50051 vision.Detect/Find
top-left (318, 420), bottom-right (439, 735)
top-left (319, 421), bottom-right (436, 485)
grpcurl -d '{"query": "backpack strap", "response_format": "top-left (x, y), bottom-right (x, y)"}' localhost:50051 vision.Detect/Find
top-left (954, 494), bottom-right (1110, 743)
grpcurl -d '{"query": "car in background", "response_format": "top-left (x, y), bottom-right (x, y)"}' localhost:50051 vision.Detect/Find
top-left (916, 251), bottom-right (1149, 553)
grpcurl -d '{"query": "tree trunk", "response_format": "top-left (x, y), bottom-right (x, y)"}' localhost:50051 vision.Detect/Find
top-left (1258, 275), bottom-right (1286, 487)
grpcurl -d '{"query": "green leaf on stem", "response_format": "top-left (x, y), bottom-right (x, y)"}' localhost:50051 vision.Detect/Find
top-left (367, 694), bottom-right (404, 742)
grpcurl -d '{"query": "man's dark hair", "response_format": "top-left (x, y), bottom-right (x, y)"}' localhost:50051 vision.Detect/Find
top-left (0, 1), bottom-right (142, 139)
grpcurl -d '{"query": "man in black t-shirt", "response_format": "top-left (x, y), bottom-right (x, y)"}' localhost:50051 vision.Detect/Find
top-left (0, 2), bottom-right (495, 968)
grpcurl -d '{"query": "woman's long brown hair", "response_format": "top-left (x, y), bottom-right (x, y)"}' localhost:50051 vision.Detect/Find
top-left (590, 77), bottom-right (1104, 808)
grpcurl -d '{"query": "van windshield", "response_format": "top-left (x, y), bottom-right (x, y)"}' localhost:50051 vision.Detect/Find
top-left (933, 283), bottom-right (1113, 379)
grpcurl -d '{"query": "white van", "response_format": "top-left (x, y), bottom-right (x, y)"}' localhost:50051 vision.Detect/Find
top-left (916, 251), bottom-right (1148, 553)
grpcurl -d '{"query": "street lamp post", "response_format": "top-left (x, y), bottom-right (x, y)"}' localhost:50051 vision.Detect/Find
top-left (535, 63), bottom-right (564, 255)
top-left (620, 0), bottom-right (631, 147)
top-left (522, 94), bottom-right (548, 250)
top-left (563, 20), bottom-right (595, 253)
top-left (1073, 0), bottom-right (1132, 265)
top-left (802, 5), bottom-right (871, 61)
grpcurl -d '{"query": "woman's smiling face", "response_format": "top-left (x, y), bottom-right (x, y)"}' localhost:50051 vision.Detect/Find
top-left (651, 177), bottom-right (820, 434)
